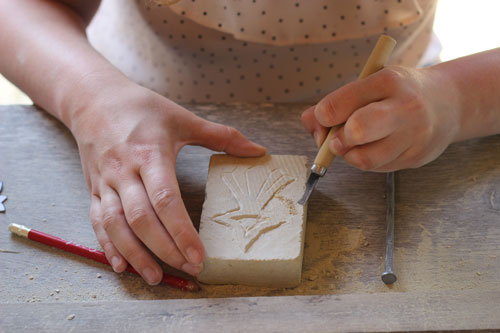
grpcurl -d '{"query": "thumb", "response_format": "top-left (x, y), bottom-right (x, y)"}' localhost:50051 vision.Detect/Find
top-left (191, 119), bottom-right (267, 157)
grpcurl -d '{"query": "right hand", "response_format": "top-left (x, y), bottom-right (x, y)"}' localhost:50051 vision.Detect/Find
top-left (70, 82), bottom-right (266, 285)
top-left (301, 66), bottom-right (461, 172)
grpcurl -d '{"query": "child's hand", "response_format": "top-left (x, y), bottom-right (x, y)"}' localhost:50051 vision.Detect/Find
top-left (301, 66), bottom-right (461, 172)
top-left (71, 83), bottom-right (266, 285)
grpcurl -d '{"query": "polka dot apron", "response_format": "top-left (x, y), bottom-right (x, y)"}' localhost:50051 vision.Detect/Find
top-left (88, 0), bottom-right (437, 103)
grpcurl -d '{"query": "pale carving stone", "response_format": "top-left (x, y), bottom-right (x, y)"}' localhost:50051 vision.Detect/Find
top-left (197, 154), bottom-right (309, 287)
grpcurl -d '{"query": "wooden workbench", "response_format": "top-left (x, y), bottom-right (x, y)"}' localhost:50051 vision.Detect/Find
top-left (1, 104), bottom-right (499, 331)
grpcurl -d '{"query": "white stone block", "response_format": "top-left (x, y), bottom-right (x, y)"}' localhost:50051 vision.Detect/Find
top-left (197, 154), bottom-right (309, 287)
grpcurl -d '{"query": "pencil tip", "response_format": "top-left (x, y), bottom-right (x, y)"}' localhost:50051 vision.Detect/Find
top-left (186, 281), bottom-right (200, 292)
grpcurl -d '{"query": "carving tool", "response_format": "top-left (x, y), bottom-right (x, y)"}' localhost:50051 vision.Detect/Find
top-left (8, 223), bottom-right (199, 291)
top-left (381, 172), bottom-right (397, 284)
top-left (298, 35), bottom-right (397, 205)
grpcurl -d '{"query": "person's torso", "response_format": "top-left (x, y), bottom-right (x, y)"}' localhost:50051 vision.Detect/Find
top-left (88, 0), bottom-right (438, 103)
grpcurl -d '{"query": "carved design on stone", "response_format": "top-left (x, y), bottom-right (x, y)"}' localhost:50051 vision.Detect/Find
top-left (211, 166), bottom-right (295, 252)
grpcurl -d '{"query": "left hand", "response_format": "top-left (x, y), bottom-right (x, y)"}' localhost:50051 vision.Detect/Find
top-left (301, 66), bottom-right (461, 172)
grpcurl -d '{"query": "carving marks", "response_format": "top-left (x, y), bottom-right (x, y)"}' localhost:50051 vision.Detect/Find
top-left (211, 166), bottom-right (296, 252)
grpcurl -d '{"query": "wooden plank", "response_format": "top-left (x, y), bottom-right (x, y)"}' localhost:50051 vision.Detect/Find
top-left (1, 290), bottom-right (500, 332)
top-left (1, 105), bottom-right (500, 331)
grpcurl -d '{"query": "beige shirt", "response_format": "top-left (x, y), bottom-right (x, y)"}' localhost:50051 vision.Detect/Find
top-left (88, 0), bottom-right (438, 103)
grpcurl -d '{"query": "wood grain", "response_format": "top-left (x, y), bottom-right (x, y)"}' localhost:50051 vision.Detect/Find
top-left (2, 289), bottom-right (500, 332)
top-left (1, 104), bottom-right (499, 331)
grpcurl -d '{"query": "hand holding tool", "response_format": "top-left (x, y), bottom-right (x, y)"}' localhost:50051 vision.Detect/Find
top-left (299, 35), bottom-right (397, 205)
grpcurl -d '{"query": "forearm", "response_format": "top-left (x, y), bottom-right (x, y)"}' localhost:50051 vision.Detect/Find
top-left (426, 48), bottom-right (500, 142)
top-left (0, 0), bottom-right (130, 130)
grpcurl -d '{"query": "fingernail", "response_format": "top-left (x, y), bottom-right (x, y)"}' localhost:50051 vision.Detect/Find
top-left (143, 267), bottom-right (160, 285)
top-left (313, 132), bottom-right (321, 148)
top-left (186, 247), bottom-right (202, 264)
top-left (330, 137), bottom-right (344, 155)
top-left (314, 101), bottom-right (330, 124)
top-left (111, 256), bottom-right (121, 272)
top-left (248, 141), bottom-right (266, 154)
top-left (258, 144), bottom-right (267, 152)
top-left (313, 102), bottom-right (323, 116)
top-left (182, 262), bottom-right (204, 276)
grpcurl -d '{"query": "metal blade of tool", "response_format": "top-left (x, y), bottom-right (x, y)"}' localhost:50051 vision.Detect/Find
top-left (298, 35), bottom-right (396, 205)
top-left (298, 173), bottom-right (320, 205)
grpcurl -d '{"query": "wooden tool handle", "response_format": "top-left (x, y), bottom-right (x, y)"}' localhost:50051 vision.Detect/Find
top-left (313, 35), bottom-right (397, 170)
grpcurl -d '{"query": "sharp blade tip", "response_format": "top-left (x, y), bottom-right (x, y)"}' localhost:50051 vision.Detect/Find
top-left (298, 189), bottom-right (313, 205)
top-left (298, 174), bottom-right (320, 205)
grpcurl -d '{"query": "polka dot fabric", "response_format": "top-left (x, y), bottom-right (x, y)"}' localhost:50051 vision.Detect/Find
top-left (165, 0), bottom-right (423, 46)
top-left (87, 0), bottom-right (437, 103)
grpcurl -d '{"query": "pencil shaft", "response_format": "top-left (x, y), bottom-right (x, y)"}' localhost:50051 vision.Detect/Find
top-left (29, 228), bottom-right (109, 264)
top-left (27, 228), bottom-right (198, 291)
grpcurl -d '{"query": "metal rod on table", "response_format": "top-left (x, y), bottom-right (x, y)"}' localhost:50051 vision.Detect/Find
top-left (381, 171), bottom-right (397, 284)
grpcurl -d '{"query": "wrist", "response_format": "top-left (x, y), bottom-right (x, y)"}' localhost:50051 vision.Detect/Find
top-left (421, 65), bottom-right (464, 144)
top-left (58, 70), bottom-right (136, 133)
top-left (425, 49), bottom-right (500, 142)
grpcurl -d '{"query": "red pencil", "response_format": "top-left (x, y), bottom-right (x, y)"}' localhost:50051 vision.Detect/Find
top-left (8, 223), bottom-right (199, 292)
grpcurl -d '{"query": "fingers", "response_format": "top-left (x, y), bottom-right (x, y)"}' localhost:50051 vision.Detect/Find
top-left (313, 69), bottom-right (394, 127)
top-left (140, 158), bottom-right (205, 273)
top-left (190, 118), bottom-right (267, 157)
top-left (90, 194), bottom-right (127, 273)
top-left (371, 153), bottom-right (411, 172)
top-left (301, 106), bottom-right (329, 147)
top-left (100, 186), bottom-right (164, 285)
top-left (372, 143), bottom-right (442, 172)
top-left (342, 101), bottom-right (401, 147)
top-left (340, 134), bottom-right (411, 171)
top-left (328, 125), bottom-right (349, 155)
top-left (116, 178), bottom-right (202, 276)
